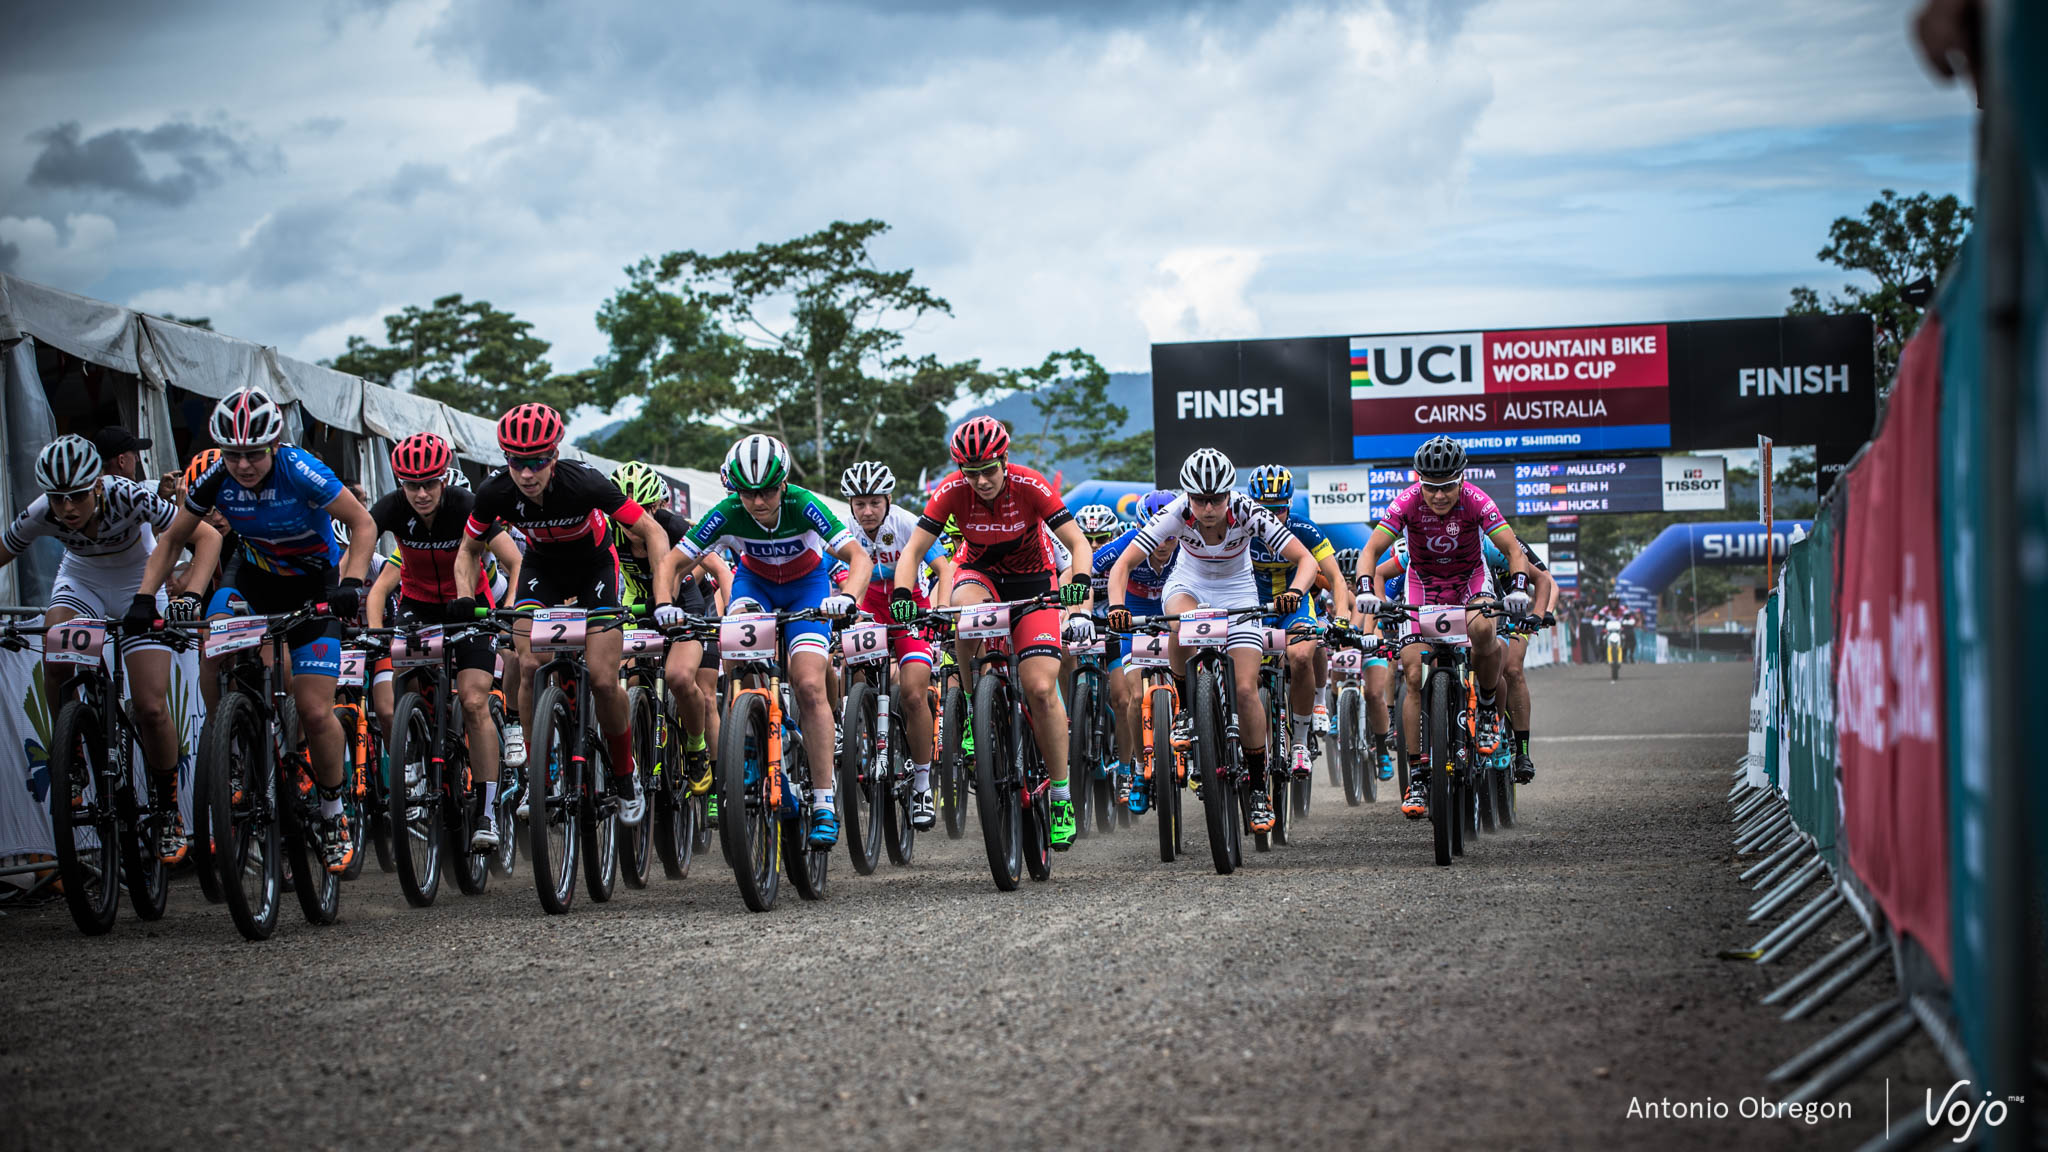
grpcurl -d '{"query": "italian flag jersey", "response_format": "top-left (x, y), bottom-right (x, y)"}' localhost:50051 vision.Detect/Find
top-left (679, 484), bottom-right (852, 583)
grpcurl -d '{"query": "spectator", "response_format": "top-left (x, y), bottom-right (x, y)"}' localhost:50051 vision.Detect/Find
top-left (89, 425), bottom-right (151, 482)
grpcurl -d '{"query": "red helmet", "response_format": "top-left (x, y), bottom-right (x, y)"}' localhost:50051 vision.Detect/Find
top-left (391, 432), bottom-right (452, 482)
top-left (497, 403), bottom-right (564, 455)
top-left (949, 416), bottom-right (1010, 465)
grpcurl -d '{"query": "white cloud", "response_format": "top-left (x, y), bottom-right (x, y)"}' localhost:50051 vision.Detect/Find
top-left (0, 213), bottom-right (119, 284)
top-left (1139, 248), bottom-right (1265, 342)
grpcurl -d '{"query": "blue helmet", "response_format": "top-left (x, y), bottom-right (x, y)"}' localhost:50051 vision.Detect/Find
top-left (1246, 464), bottom-right (1293, 504)
top-left (1142, 489), bottom-right (1176, 518)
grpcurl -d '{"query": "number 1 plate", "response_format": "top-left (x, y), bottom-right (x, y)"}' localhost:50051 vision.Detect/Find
top-left (532, 608), bottom-right (586, 652)
top-left (45, 619), bottom-right (106, 667)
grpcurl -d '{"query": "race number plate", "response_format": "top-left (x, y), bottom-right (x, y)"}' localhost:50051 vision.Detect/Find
top-left (956, 605), bottom-right (1009, 641)
top-left (532, 608), bottom-right (587, 652)
top-left (1128, 630), bottom-right (1171, 669)
top-left (44, 618), bottom-right (106, 667)
top-left (719, 613), bottom-right (778, 661)
top-left (1330, 648), bottom-right (1363, 675)
top-left (1178, 609), bottom-right (1229, 648)
top-left (338, 648), bottom-right (367, 687)
top-left (622, 628), bottom-right (666, 657)
top-left (840, 621), bottom-right (889, 664)
top-left (204, 616), bottom-right (267, 659)
top-left (1416, 606), bottom-right (1470, 644)
top-left (393, 625), bottom-right (444, 669)
top-left (1261, 627), bottom-right (1288, 655)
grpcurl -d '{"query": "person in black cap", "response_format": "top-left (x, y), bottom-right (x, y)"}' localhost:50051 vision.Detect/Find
top-left (90, 426), bottom-right (151, 483)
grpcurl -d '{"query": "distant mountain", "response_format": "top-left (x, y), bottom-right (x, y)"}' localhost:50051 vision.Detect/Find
top-left (959, 372), bottom-right (1151, 481)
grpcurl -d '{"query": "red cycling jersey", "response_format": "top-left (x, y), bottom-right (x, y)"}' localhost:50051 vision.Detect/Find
top-left (917, 464), bottom-right (1073, 577)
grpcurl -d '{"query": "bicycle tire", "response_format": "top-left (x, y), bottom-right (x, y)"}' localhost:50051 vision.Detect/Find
top-left (1338, 687), bottom-right (1364, 807)
top-left (781, 721), bottom-right (828, 902)
top-left (278, 700), bottom-right (339, 927)
top-left (331, 705), bottom-right (368, 881)
top-left (839, 681), bottom-right (882, 876)
top-left (619, 686), bottom-right (658, 889)
top-left (581, 729), bottom-right (618, 905)
top-left (526, 681), bottom-right (580, 914)
top-left (717, 690), bottom-right (778, 911)
top-left (653, 698), bottom-right (693, 880)
top-left (1020, 720), bottom-right (1050, 883)
top-left (1193, 668), bottom-right (1238, 874)
top-left (389, 692), bottom-right (442, 907)
top-left (1426, 670), bottom-right (1453, 867)
top-left (938, 677), bottom-right (969, 840)
top-left (881, 700), bottom-right (915, 867)
top-left (1148, 685), bottom-right (1179, 863)
top-left (1067, 671), bottom-right (1096, 839)
top-left (48, 698), bottom-right (119, 935)
top-left (971, 673), bottom-right (1022, 891)
top-left (120, 775), bottom-right (170, 922)
top-left (188, 708), bottom-right (224, 904)
top-left (202, 691), bottom-right (280, 940)
top-left (362, 706), bottom-right (397, 875)
top-left (1495, 759), bottom-right (1517, 829)
top-left (487, 697), bottom-right (521, 877)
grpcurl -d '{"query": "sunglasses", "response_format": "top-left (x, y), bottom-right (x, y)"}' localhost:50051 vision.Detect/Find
top-left (1189, 493), bottom-right (1229, 507)
top-left (1085, 533), bottom-right (1117, 547)
top-left (1419, 478), bottom-right (1464, 494)
top-left (221, 448), bottom-right (271, 463)
top-left (48, 487), bottom-right (97, 502)
top-left (505, 453), bottom-right (556, 473)
top-left (959, 461), bottom-right (1003, 477)
top-left (399, 477), bottom-right (443, 492)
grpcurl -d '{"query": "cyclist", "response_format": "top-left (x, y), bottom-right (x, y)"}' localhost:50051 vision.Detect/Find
top-left (840, 460), bottom-right (952, 830)
top-left (1085, 493), bottom-right (1178, 813)
top-left (1481, 534), bottom-right (1558, 784)
top-left (1105, 449), bottom-right (1315, 835)
top-left (139, 387), bottom-right (380, 872)
top-left (1334, 546), bottom-right (1396, 783)
top-left (364, 435), bottom-right (525, 850)
top-left (1064, 503), bottom-right (1125, 804)
top-left (1245, 465), bottom-right (1353, 780)
top-left (1357, 436), bottom-right (1533, 820)
top-left (677, 435), bottom-right (871, 849)
top-left (888, 416), bottom-right (1095, 850)
top-left (450, 403), bottom-right (676, 828)
top-left (1, 435), bottom-right (225, 861)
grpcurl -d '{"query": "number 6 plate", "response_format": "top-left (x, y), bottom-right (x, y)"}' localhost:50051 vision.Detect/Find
top-left (1416, 606), bottom-right (1470, 644)
top-left (956, 606), bottom-right (1008, 641)
top-left (45, 619), bottom-right (106, 667)
top-left (720, 613), bottom-right (778, 661)
top-left (205, 616), bottom-right (267, 658)
top-left (532, 608), bottom-right (587, 652)
top-left (1178, 609), bottom-right (1228, 648)
top-left (840, 621), bottom-right (889, 664)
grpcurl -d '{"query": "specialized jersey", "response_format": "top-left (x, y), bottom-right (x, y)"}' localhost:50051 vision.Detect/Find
top-left (681, 484), bottom-right (851, 583)
top-left (372, 487), bottom-right (501, 603)
top-left (5, 475), bottom-right (176, 568)
top-left (1130, 493), bottom-right (1293, 581)
top-left (467, 459), bottom-right (638, 560)
top-left (1248, 511), bottom-right (1333, 601)
top-left (849, 506), bottom-right (946, 588)
top-left (1374, 481), bottom-right (1509, 581)
top-left (1090, 526), bottom-right (1177, 614)
top-left (916, 465), bottom-right (1071, 577)
top-left (185, 446), bottom-right (344, 576)
top-left (613, 506), bottom-right (692, 603)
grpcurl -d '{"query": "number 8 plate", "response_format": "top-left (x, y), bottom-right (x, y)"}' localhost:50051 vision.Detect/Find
top-left (1178, 609), bottom-right (1229, 648)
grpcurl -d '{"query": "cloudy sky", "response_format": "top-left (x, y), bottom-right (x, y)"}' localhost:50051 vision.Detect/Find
top-left (0, 0), bottom-right (1973, 424)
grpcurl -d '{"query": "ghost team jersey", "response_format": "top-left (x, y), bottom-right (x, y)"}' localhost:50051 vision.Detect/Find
top-left (184, 446), bottom-right (344, 575)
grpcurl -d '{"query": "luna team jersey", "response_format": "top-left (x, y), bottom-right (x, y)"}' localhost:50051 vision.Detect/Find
top-left (1090, 526), bottom-right (1176, 615)
top-left (185, 446), bottom-right (344, 575)
top-left (1248, 511), bottom-right (1334, 602)
top-left (680, 484), bottom-right (851, 583)
top-left (5, 475), bottom-right (176, 569)
top-left (1374, 481), bottom-right (1509, 583)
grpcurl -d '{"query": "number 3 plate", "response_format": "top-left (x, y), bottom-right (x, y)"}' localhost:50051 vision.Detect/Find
top-left (1178, 609), bottom-right (1228, 648)
top-left (45, 619), bottom-right (106, 667)
top-left (532, 608), bottom-right (587, 652)
top-left (720, 613), bottom-right (778, 661)
top-left (622, 628), bottom-right (666, 657)
top-left (956, 606), bottom-right (1008, 641)
top-left (841, 621), bottom-right (889, 664)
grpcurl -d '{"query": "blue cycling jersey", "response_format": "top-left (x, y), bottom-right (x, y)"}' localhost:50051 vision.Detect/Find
top-left (1091, 527), bottom-right (1176, 617)
top-left (185, 445), bottom-right (344, 576)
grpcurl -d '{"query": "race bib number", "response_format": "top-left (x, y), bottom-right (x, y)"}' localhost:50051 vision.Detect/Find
top-left (1128, 630), bottom-right (1171, 669)
top-left (720, 613), bottom-right (778, 661)
top-left (1416, 606), bottom-right (1469, 644)
top-left (840, 621), bottom-right (889, 664)
top-left (532, 608), bottom-right (587, 652)
top-left (45, 619), bottom-right (106, 668)
top-left (956, 606), bottom-right (1009, 641)
top-left (204, 616), bottom-right (267, 659)
top-left (622, 628), bottom-right (666, 657)
top-left (1330, 648), bottom-right (1363, 675)
top-left (1261, 627), bottom-right (1288, 655)
top-left (338, 648), bottom-right (367, 688)
top-left (1178, 609), bottom-right (1229, 648)
top-left (393, 625), bottom-right (444, 669)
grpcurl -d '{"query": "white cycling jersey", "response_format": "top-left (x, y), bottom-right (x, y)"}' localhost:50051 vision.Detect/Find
top-left (3, 475), bottom-right (176, 568)
top-left (1130, 493), bottom-right (1292, 582)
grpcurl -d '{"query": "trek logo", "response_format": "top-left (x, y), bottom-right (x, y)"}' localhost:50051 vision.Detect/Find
top-left (1174, 388), bottom-right (1284, 420)
top-left (1349, 332), bottom-right (1485, 398)
top-left (1738, 364), bottom-right (1851, 396)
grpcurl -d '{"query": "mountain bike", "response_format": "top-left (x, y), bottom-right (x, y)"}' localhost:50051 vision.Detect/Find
top-left (1119, 619), bottom-right (1185, 862)
top-left (1131, 606), bottom-right (1271, 875)
top-left (714, 607), bottom-right (841, 911)
top-left (931, 642), bottom-right (970, 840)
top-left (1326, 629), bottom-right (1383, 806)
top-left (1067, 629), bottom-right (1119, 836)
top-left (836, 613), bottom-right (930, 870)
top-left (333, 643), bottom-right (394, 875)
top-left (638, 617), bottom-right (711, 881)
top-left (1605, 618), bottom-right (1625, 681)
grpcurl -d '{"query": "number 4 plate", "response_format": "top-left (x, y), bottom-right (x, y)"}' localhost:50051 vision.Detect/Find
top-left (840, 621), bottom-right (889, 664)
top-left (1128, 631), bottom-right (1171, 668)
top-left (532, 608), bottom-right (586, 652)
top-left (45, 619), bottom-right (106, 668)
top-left (205, 617), bottom-right (267, 659)
top-left (1178, 609), bottom-right (1229, 648)
top-left (720, 613), bottom-right (778, 661)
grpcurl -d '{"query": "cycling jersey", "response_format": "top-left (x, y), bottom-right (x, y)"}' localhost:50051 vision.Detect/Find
top-left (185, 446), bottom-right (344, 575)
top-left (5, 475), bottom-right (175, 568)
top-left (1130, 493), bottom-right (1293, 582)
top-left (680, 484), bottom-right (851, 583)
top-left (916, 465), bottom-right (1071, 577)
top-left (1090, 527), bottom-right (1176, 615)
top-left (611, 506), bottom-right (692, 604)
top-left (466, 460), bottom-right (639, 561)
top-left (849, 506), bottom-right (946, 590)
top-left (372, 487), bottom-right (502, 603)
top-left (1374, 481), bottom-right (1509, 583)
top-left (1249, 511), bottom-right (1334, 602)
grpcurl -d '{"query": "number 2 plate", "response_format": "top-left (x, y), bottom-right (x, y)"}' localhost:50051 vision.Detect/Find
top-left (720, 613), bottom-right (778, 661)
top-left (1178, 609), bottom-right (1228, 648)
top-left (840, 621), bottom-right (889, 664)
top-left (204, 616), bottom-right (267, 659)
top-left (338, 648), bottom-right (367, 687)
top-left (956, 606), bottom-right (1008, 641)
top-left (45, 619), bottom-right (106, 667)
top-left (532, 608), bottom-right (586, 652)
top-left (1417, 606), bottom-right (1469, 644)
top-left (1128, 630), bottom-right (1171, 668)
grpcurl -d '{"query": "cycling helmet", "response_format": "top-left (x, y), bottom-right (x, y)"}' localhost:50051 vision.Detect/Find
top-left (721, 434), bottom-right (790, 492)
top-left (949, 416), bottom-right (1010, 465)
top-left (1392, 536), bottom-right (1409, 564)
top-left (1141, 489), bottom-right (1176, 518)
top-left (1413, 435), bottom-right (1466, 481)
top-left (1246, 464), bottom-right (1294, 504)
top-left (332, 517), bottom-right (351, 549)
top-left (209, 387), bottom-right (285, 448)
top-left (612, 460), bottom-right (668, 509)
top-left (1074, 504), bottom-right (1121, 536)
top-left (496, 403), bottom-right (565, 455)
top-left (182, 448), bottom-right (222, 491)
top-left (841, 460), bottom-right (896, 498)
top-left (443, 465), bottom-right (472, 492)
top-left (1178, 448), bottom-right (1236, 496)
top-left (1334, 547), bottom-right (1362, 580)
top-left (35, 435), bottom-right (102, 495)
top-left (390, 432), bottom-right (453, 482)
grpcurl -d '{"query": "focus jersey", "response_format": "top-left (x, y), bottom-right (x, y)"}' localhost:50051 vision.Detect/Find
top-left (372, 487), bottom-right (501, 603)
top-left (916, 465), bottom-right (1071, 577)
top-left (1130, 493), bottom-right (1293, 581)
top-left (1091, 526), bottom-right (1177, 614)
top-left (613, 507), bottom-right (692, 603)
top-left (849, 506), bottom-right (946, 589)
top-left (5, 475), bottom-right (176, 568)
top-left (1248, 511), bottom-right (1333, 600)
top-left (467, 459), bottom-right (638, 561)
top-left (185, 446), bottom-right (344, 576)
top-left (1374, 481), bottom-right (1509, 582)
top-left (681, 484), bottom-right (851, 583)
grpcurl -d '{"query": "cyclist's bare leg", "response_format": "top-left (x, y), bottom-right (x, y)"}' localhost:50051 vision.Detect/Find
top-left (1110, 662), bottom-right (1138, 762)
top-left (1467, 608), bottom-right (1504, 688)
top-left (511, 619), bottom-right (536, 727)
top-left (696, 666), bottom-right (720, 749)
top-left (788, 647), bottom-right (836, 790)
top-left (1504, 636), bottom-right (1532, 726)
top-left (1230, 644), bottom-right (1267, 758)
top-left (1400, 645), bottom-right (1425, 755)
top-left (665, 641), bottom-right (708, 738)
top-left (41, 604), bottom-right (82, 706)
top-left (586, 626), bottom-right (628, 736)
top-left (373, 673), bottom-right (395, 743)
top-left (1163, 591), bottom-right (1199, 680)
top-left (123, 646), bottom-right (179, 776)
top-left (1019, 651), bottom-right (1070, 785)
top-left (457, 667), bottom-right (497, 785)
top-left (1286, 637), bottom-right (1316, 720)
top-left (1365, 661), bottom-right (1391, 738)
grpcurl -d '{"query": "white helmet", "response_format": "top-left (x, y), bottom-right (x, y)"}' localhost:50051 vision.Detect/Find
top-left (721, 434), bottom-right (790, 492)
top-left (840, 460), bottom-right (895, 498)
top-left (1393, 535), bottom-right (1409, 565)
top-left (1179, 448), bottom-right (1236, 496)
top-left (443, 464), bottom-right (472, 492)
top-left (35, 435), bottom-right (103, 495)
top-left (1074, 504), bottom-right (1121, 535)
top-left (209, 387), bottom-right (285, 448)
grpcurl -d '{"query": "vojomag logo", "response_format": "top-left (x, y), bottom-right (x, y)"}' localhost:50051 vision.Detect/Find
top-left (1924, 1081), bottom-right (2021, 1143)
top-left (1349, 332), bottom-right (1486, 398)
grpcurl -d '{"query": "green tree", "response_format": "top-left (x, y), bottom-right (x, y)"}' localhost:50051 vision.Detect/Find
top-left (156, 313), bottom-right (212, 330)
top-left (1787, 189), bottom-right (1973, 381)
top-left (582, 261), bottom-right (742, 468)
top-left (1003, 350), bottom-right (1153, 483)
top-left (325, 293), bottom-right (590, 415)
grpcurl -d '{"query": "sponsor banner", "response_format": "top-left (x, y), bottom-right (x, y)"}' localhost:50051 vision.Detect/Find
top-left (1668, 314), bottom-right (1876, 453)
top-left (1361, 456), bottom-right (1725, 518)
top-left (1660, 454), bottom-right (1726, 510)
top-left (1150, 337), bottom-right (1351, 487)
top-left (1780, 512), bottom-right (1838, 868)
top-left (1746, 605), bottom-right (1771, 789)
top-left (1360, 462), bottom-right (1517, 523)
top-left (1352, 423), bottom-right (1671, 459)
top-left (1302, 466), bottom-right (1382, 524)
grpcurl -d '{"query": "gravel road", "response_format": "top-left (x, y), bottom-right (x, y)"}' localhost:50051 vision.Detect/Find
top-left (0, 662), bottom-right (1947, 1150)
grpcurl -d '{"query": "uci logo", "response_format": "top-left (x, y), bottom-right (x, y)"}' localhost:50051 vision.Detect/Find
top-left (1349, 332), bottom-right (1486, 398)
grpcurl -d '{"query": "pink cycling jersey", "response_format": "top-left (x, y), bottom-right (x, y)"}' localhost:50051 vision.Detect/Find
top-left (1377, 481), bottom-right (1508, 583)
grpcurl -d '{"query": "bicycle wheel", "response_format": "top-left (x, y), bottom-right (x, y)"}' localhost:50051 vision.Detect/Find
top-left (278, 701), bottom-right (339, 927)
top-left (388, 691), bottom-right (442, 907)
top-left (189, 708), bottom-right (224, 905)
top-left (1292, 735), bottom-right (1313, 819)
top-left (488, 698), bottom-right (521, 877)
top-left (881, 701), bottom-right (915, 867)
top-left (333, 705), bottom-right (369, 881)
top-left (1067, 671), bottom-right (1097, 840)
top-left (1494, 759), bottom-right (1517, 829)
top-left (971, 674), bottom-right (1023, 891)
top-left (201, 691), bottom-right (281, 940)
top-left (717, 690), bottom-right (779, 911)
top-left (1338, 688), bottom-right (1364, 807)
top-left (1148, 685), bottom-right (1179, 863)
top-left (447, 748), bottom-right (491, 898)
top-left (48, 698), bottom-right (119, 935)
top-left (619, 685), bottom-right (658, 890)
top-left (120, 773), bottom-right (171, 923)
top-left (653, 700), bottom-right (694, 880)
top-left (1425, 670), bottom-right (1454, 867)
top-left (580, 735), bottom-right (618, 905)
top-left (1020, 728), bottom-right (1050, 883)
top-left (1476, 746), bottom-right (1497, 834)
top-left (838, 680), bottom-right (882, 876)
top-left (1193, 669), bottom-right (1238, 875)
top-left (366, 714), bottom-right (397, 875)
top-left (938, 677), bottom-right (969, 840)
top-left (526, 681), bottom-right (580, 914)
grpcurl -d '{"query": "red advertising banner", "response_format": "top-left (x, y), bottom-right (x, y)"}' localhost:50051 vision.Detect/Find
top-left (1835, 318), bottom-right (1950, 977)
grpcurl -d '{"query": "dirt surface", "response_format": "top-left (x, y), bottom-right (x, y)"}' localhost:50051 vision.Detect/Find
top-left (0, 662), bottom-right (1949, 1150)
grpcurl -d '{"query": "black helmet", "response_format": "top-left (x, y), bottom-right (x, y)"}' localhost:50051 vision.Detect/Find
top-left (1413, 435), bottom-right (1466, 480)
